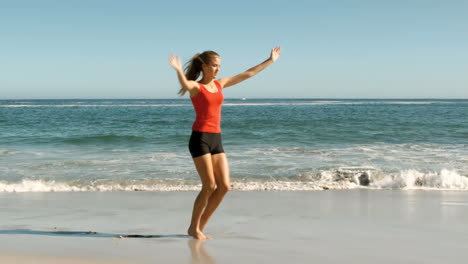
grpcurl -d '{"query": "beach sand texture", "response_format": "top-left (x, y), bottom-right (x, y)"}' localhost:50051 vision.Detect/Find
top-left (1, 190), bottom-right (468, 264)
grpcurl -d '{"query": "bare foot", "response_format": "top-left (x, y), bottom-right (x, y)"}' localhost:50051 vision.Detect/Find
top-left (188, 227), bottom-right (207, 240)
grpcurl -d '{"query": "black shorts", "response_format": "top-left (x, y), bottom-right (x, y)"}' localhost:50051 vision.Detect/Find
top-left (188, 131), bottom-right (225, 158)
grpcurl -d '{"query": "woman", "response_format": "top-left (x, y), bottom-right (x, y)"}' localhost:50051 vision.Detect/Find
top-left (169, 47), bottom-right (281, 240)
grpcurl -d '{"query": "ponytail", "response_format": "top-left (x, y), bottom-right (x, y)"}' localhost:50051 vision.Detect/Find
top-left (177, 50), bottom-right (219, 96)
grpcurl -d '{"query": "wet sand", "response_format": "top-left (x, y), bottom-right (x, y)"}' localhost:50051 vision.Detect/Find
top-left (1, 190), bottom-right (468, 263)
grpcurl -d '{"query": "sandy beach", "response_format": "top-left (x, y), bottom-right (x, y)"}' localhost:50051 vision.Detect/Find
top-left (1, 190), bottom-right (468, 263)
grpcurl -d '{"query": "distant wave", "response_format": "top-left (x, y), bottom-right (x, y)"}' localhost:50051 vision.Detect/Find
top-left (0, 149), bottom-right (17, 155)
top-left (1, 102), bottom-right (338, 107)
top-left (1, 169), bottom-right (467, 192)
top-left (224, 101), bottom-right (343, 106)
top-left (63, 135), bottom-right (147, 144)
top-left (0, 104), bottom-right (191, 108)
top-left (1, 100), bottom-right (461, 108)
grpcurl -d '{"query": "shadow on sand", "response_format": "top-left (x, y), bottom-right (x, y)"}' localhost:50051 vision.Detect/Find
top-left (0, 229), bottom-right (191, 239)
top-left (1, 228), bottom-right (217, 263)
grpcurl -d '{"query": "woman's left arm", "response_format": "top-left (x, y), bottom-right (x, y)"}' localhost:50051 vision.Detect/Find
top-left (218, 47), bottom-right (281, 89)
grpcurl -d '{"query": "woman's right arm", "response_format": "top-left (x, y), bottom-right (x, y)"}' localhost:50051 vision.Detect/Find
top-left (169, 54), bottom-right (199, 96)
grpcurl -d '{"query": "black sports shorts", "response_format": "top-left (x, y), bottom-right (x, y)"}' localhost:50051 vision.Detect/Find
top-left (188, 131), bottom-right (225, 158)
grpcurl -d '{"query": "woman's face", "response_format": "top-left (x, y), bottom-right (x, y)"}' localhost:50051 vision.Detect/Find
top-left (203, 56), bottom-right (221, 79)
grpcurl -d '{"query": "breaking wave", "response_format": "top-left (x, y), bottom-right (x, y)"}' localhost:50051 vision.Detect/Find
top-left (63, 135), bottom-right (147, 144)
top-left (1, 169), bottom-right (467, 192)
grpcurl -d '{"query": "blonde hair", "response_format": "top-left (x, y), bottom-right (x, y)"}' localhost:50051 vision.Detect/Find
top-left (178, 50), bottom-right (219, 96)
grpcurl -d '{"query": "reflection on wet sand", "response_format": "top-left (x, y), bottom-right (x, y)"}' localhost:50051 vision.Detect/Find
top-left (188, 239), bottom-right (217, 264)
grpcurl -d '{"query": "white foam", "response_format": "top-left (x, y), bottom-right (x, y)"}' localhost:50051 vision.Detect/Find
top-left (316, 168), bottom-right (373, 188)
top-left (372, 169), bottom-right (468, 190)
top-left (0, 179), bottom-right (339, 192)
top-left (0, 149), bottom-right (17, 155)
top-left (0, 179), bottom-right (200, 192)
top-left (231, 181), bottom-right (326, 191)
top-left (0, 180), bottom-right (81, 192)
top-left (297, 168), bottom-right (468, 191)
top-left (1, 169), bottom-right (467, 193)
top-left (382, 101), bottom-right (435, 105)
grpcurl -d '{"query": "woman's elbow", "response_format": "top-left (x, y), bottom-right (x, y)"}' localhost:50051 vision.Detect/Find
top-left (245, 71), bottom-right (255, 78)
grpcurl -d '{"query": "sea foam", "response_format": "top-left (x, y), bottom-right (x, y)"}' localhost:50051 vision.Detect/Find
top-left (1, 169), bottom-right (466, 192)
top-left (372, 169), bottom-right (468, 190)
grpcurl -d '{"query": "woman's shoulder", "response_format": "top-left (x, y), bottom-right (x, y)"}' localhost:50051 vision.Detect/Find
top-left (214, 80), bottom-right (223, 89)
top-left (196, 82), bottom-right (205, 90)
top-left (189, 83), bottom-right (203, 98)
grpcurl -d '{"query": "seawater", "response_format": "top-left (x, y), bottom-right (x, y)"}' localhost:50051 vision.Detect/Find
top-left (1, 99), bottom-right (467, 192)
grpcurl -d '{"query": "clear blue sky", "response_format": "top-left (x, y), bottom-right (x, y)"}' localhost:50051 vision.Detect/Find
top-left (1, 0), bottom-right (467, 99)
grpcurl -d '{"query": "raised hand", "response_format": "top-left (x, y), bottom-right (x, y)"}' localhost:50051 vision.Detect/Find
top-left (270, 46), bottom-right (281, 62)
top-left (169, 53), bottom-right (182, 71)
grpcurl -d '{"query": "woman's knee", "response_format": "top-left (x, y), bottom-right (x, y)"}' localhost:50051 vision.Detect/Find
top-left (218, 182), bottom-right (231, 193)
top-left (201, 182), bottom-right (217, 194)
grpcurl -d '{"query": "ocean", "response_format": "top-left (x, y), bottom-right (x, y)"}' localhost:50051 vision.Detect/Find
top-left (1, 99), bottom-right (467, 192)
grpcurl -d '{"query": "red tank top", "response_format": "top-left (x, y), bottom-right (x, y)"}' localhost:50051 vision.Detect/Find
top-left (191, 80), bottom-right (224, 133)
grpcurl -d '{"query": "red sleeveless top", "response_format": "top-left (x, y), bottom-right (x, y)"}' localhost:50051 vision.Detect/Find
top-left (191, 81), bottom-right (224, 133)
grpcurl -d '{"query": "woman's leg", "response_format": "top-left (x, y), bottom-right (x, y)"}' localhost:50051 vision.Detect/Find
top-left (188, 154), bottom-right (216, 240)
top-left (199, 153), bottom-right (230, 232)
